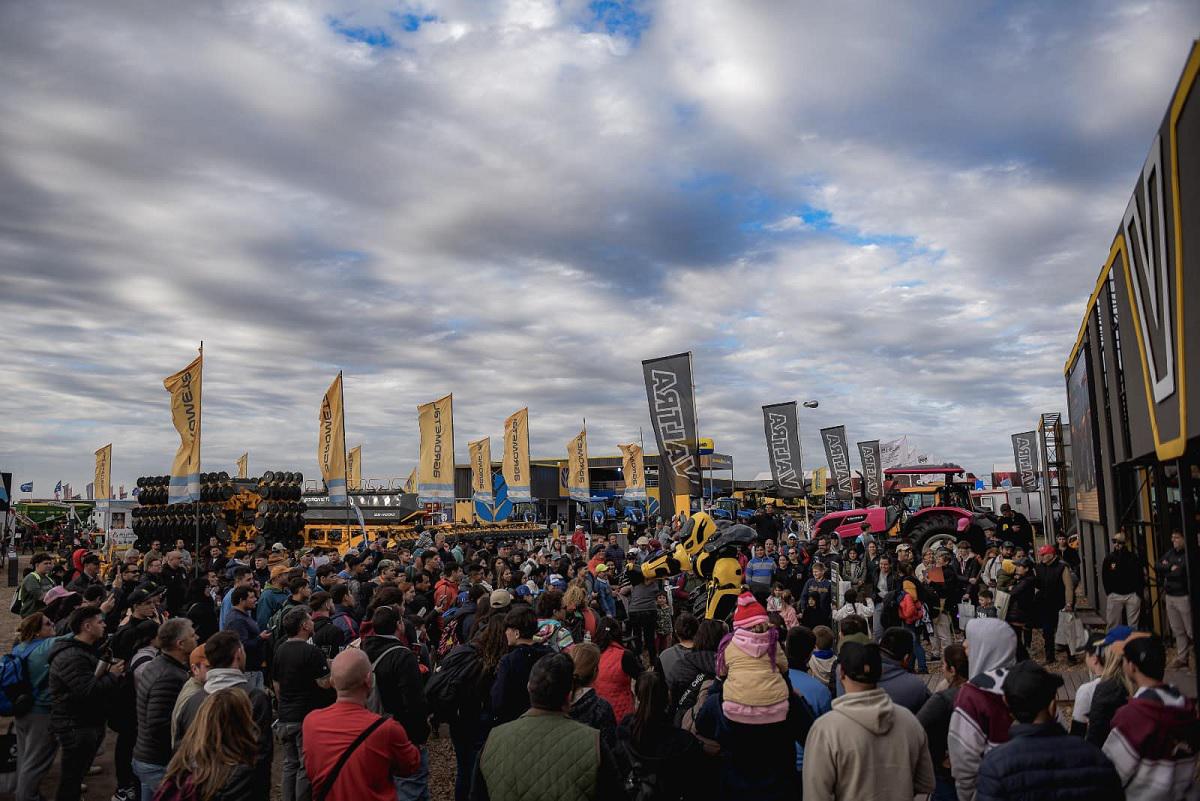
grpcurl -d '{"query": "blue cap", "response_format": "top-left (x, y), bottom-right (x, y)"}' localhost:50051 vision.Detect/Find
top-left (1103, 625), bottom-right (1133, 646)
top-left (515, 585), bottom-right (533, 598)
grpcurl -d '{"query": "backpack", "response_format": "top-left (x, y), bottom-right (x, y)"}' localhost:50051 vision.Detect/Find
top-left (424, 644), bottom-right (481, 721)
top-left (436, 615), bottom-right (462, 660)
top-left (363, 644), bottom-right (408, 715)
top-left (0, 651), bottom-right (34, 717)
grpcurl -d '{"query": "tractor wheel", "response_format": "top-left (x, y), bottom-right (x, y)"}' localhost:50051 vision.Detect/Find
top-left (906, 514), bottom-right (962, 555)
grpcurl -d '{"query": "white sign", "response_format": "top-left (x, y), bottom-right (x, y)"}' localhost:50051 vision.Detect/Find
top-left (109, 528), bottom-right (137, 546)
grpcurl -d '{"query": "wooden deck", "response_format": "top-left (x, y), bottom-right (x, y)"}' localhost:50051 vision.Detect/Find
top-left (920, 665), bottom-right (1196, 701)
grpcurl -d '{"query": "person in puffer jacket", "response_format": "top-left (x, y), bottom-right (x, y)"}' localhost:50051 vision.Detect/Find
top-left (976, 660), bottom-right (1121, 801)
top-left (717, 592), bottom-right (789, 724)
top-left (1102, 637), bottom-right (1200, 801)
top-left (132, 619), bottom-right (197, 801)
top-left (948, 617), bottom-right (1017, 801)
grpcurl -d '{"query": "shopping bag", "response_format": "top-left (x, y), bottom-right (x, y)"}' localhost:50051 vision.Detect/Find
top-left (993, 590), bottom-right (1011, 621)
top-left (1055, 610), bottom-right (1088, 655)
top-left (958, 602), bottom-right (976, 621)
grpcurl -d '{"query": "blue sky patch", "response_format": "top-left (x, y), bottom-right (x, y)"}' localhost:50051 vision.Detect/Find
top-left (586, 1), bottom-right (651, 42)
top-left (327, 16), bottom-right (395, 48)
top-left (391, 11), bottom-right (439, 32)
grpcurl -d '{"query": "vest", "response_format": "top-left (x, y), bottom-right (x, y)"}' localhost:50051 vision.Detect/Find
top-left (594, 644), bottom-right (634, 721)
top-left (479, 712), bottom-right (599, 800)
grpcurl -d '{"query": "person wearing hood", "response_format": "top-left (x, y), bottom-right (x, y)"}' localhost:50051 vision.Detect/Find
top-left (803, 641), bottom-right (935, 801)
top-left (173, 631), bottom-right (274, 799)
top-left (716, 592), bottom-right (790, 725)
top-left (844, 627), bottom-right (930, 714)
top-left (47, 605), bottom-right (126, 801)
top-left (947, 617), bottom-right (1018, 801)
top-left (1102, 637), bottom-right (1199, 801)
top-left (976, 660), bottom-right (1121, 801)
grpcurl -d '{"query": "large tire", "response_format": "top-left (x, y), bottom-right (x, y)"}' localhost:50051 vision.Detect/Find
top-left (906, 513), bottom-right (962, 555)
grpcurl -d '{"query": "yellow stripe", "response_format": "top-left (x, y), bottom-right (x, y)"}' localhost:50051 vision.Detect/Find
top-left (1064, 238), bottom-right (1119, 375)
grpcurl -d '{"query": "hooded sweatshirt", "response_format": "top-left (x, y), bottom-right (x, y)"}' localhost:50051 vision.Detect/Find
top-left (718, 628), bottom-right (789, 723)
top-left (948, 618), bottom-right (1017, 801)
top-left (803, 687), bottom-right (935, 801)
top-left (809, 648), bottom-right (836, 687)
top-left (1102, 684), bottom-right (1199, 801)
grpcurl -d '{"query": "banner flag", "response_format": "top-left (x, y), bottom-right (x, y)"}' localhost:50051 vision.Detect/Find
top-left (164, 351), bottom-right (203, 504)
top-left (54, 480), bottom-right (62, 500)
top-left (567, 428), bottom-right (590, 502)
top-left (237, 453), bottom-right (248, 479)
top-left (469, 437), bottom-right (494, 505)
top-left (119, 484), bottom-right (126, 499)
top-left (641, 352), bottom-right (701, 498)
top-left (820, 425), bottom-right (854, 499)
top-left (811, 467), bottom-right (827, 496)
top-left (348, 445), bottom-right (362, 490)
top-left (762, 402), bottom-right (805, 498)
top-left (857, 440), bottom-right (883, 504)
top-left (417, 394), bottom-right (455, 502)
top-left (86, 482), bottom-right (94, 500)
top-left (20, 482), bottom-right (33, 493)
top-left (0, 474), bottom-right (8, 512)
top-left (405, 467), bottom-right (417, 495)
top-left (1011, 431), bottom-right (1040, 493)
top-left (502, 407), bottom-right (532, 502)
top-left (618, 442), bottom-right (647, 500)
top-left (318, 373), bottom-right (348, 504)
top-left (94, 443), bottom-right (112, 500)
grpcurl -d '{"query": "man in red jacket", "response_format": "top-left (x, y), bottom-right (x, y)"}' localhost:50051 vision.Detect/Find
top-left (303, 648), bottom-right (421, 801)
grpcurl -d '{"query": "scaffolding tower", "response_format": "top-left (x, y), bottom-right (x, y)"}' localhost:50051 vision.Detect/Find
top-left (1038, 412), bottom-right (1070, 541)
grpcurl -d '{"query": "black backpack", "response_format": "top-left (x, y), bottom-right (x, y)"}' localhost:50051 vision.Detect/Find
top-left (424, 643), bottom-right (481, 721)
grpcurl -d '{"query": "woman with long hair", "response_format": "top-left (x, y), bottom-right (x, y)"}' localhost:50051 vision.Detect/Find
top-left (592, 617), bottom-right (642, 721)
top-left (12, 612), bottom-right (62, 801)
top-left (568, 642), bottom-right (617, 747)
top-left (155, 688), bottom-right (259, 801)
top-left (617, 672), bottom-right (703, 801)
top-left (1085, 633), bottom-right (1140, 747)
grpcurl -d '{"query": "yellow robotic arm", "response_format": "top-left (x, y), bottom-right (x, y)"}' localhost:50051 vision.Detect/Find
top-left (640, 513), bottom-right (748, 620)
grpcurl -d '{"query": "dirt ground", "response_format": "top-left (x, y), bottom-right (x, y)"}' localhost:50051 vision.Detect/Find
top-left (1, 555), bottom-right (458, 801)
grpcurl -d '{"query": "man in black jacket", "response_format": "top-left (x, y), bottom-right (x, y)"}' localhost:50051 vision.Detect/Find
top-left (48, 605), bottom-right (126, 801)
top-left (1158, 530), bottom-right (1192, 668)
top-left (1101, 531), bottom-right (1143, 630)
top-left (132, 618), bottom-right (196, 799)
top-left (359, 605), bottom-right (430, 801)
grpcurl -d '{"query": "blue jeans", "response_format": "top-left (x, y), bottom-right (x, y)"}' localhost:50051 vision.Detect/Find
top-left (907, 624), bottom-right (927, 672)
top-left (131, 759), bottom-right (166, 801)
top-left (394, 745), bottom-right (429, 801)
top-left (932, 774), bottom-right (958, 801)
top-left (449, 722), bottom-right (478, 801)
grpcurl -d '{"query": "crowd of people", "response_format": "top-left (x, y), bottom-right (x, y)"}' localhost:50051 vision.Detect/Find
top-left (4, 511), bottom-right (1197, 801)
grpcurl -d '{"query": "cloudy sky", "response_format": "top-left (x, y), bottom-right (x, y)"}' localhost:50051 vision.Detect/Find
top-left (2, 0), bottom-right (1197, 496)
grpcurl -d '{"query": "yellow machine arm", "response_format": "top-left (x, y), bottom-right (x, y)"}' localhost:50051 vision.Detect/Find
top-left (640, 512), bottom-right (748, 621)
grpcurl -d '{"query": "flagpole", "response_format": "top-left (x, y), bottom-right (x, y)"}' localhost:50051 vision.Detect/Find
top-left (194, 342), bottom-right (203, 577)
top-left (339, 371), bottom-right (355, 548)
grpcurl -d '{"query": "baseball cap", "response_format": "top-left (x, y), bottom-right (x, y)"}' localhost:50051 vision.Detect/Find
top-left (269, 565), bottom-right (291, 581)
top-left (547, 575), bottom-right (567, 591)
top-left (1003, 660), bottom-right (1064, 719)
top-left (514, 584), bottom-right (533, 598)
top-left (1037, 545), bottom-right (1056, 556)
top-left (1002, 541), bottom-right (1015, 549)
top-left (43, 586), bottom-right (77, 605)
top-left (1102, 625), bottom-right (1134, 648)
top-left (128, 586), bottom-right (165, 605)
top-left (1015, 557), bottom-right (1035, 569)
top-left (1122, 637), bottom-right (1166, 680)
top-left (594, 563), bottom-right (608, 573)
top-left (636, 536), bottom-right (649, 546)
top-left (489, 589), bottom-right (513, 609)
top-left (271, 542), bottom-right (286, 551)
top-left (895, 543), bottom-right (912, 552)
top-left (838, 641), bottom-right (882, 684)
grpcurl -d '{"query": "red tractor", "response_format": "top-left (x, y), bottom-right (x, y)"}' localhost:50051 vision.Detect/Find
top-left (813, 465), bottom-right (996, 554)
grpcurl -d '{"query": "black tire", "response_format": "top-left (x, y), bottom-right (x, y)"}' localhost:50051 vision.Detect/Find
top-left (906, 513), bottom-right (961, 555)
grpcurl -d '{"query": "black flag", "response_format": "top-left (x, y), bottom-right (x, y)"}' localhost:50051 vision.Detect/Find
top-left (763, 403), bottom-right (805, 498)
top-left (642, 353), bottom-right (701, 499)
top-left (821, 425), bottom-right (854, 499)
top-left (1011, 431), bottom-right (1040, 493)
top-left (857, 440), bottom-right (883, 504)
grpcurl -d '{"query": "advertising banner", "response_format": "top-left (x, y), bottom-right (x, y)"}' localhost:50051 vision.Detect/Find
top-left (0, 473), bottom-right (9, 513)
top-left (618, 442), bottom-right (647, 500)
top-left (94, 443), bottom-right (112, 501)
top-left (318, 373), bottom-right (348, 504)
top-left (811, 467), bottom-right (827, 496)
top-left (641, 352), bottom-right (701, 498)
top-left (348, 445), bottom-right (362, 491)
top-left (469, 437), bottom-right (494, 506)
top-left (417, 394), bottom-right (455, 502)
top-left (567, 428), bottom-right (590, 502)
top-left (820, 425), bottom-right (854, 498)
top-left (164, 351), bottom-right (202, 504)
top-left (237, 453), bottom-right (248, 479)
top-left (762, 402), bottom-right (805, 498)
top-left (1010, 431), bottom-right (1040, 494)
top-left (405, 467), bottom-right (417, 495)
top-left (502, 408), bottom-right (532, 502)
top-left (857, 440), bottom-right (883, 504)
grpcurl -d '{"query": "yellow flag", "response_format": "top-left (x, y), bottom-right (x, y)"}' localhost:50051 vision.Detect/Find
top-left (236, 453), bottom-right (248, 479)
top-left (567, 428), bottom-right (590, 502)
top-left (163, 352), bottom-right (202, 504)
top-left (618, 443), bottom-right (646, 501)
top-left (405, 467), bottom-right (418, 494)
top-left (469, 437), bottom-right (493, 505)
top-left (811, 467), bottom-right (827, 496)
top-left (318, 373), bottom-right (347, 503)
top-left (417, 394), bottom-right (454, 501)
top-left (348, 445), bottom-right (362, 490)
top-left (502, 408), bottom-right (532, 502)
top-left (94, 444), bottom-right (112, 501)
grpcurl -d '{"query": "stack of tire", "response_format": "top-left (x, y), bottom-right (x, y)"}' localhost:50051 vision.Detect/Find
top-left (131, 473), bottom-right (234, 547)
top-left (251, 471), bottom-right (306, 549)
